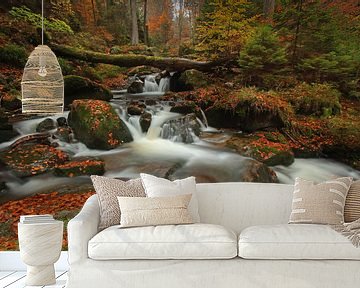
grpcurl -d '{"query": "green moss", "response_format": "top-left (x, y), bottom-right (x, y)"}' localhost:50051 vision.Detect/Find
top-left (0, 44), bottom-right (27, 67)
top-left (285, 83), bottom-right (341, 117)
top-left (0, 221), bottom-right (14, 237)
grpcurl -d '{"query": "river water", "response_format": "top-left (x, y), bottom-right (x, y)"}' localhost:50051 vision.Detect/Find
top-left (0, 86), bottom-right (359, 201)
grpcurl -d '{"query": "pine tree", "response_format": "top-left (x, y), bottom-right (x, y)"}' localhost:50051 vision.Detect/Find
top-left (238, 25), bottom-right (287, 86)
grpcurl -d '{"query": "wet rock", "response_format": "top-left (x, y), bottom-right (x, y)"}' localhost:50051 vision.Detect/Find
top-left (68, 99), bottom-right (133, 150)
top-left (54, 127), bottom-right (72, 143)
top-left (205, 106), bottom-right (285, 132)
top-left (179, 69), bottom-right (209, 90)
top-left (225, 133), bottom-right (294, 167)
top-left (170, 102), bottom-right (198, 115)
top-left (127, 104), bottom-right (144, 115)
top-left (139, 112), bottom-right (152, 133)
top-left (57, 117), bottom-right (68, 127)
top-left (0, 108), bottom-right (19, 143)
top-left (0, 143), bottom-right (69, 177)
top-left (0, 93), bottom-right (21, 111)
top-left (240, 159), bottom-right (278, 183)
top-left (161, 113), bottom-right (201, 143)
top-left (0, 182), bottom-right (6, 193)
top-left (127, 79), bottom-right (144, 94)
top-left (64, 75), bottom-right (113, 107)
top-left (36, 118), bottom-right (56, 132)
top-left (53, 157), bottom-right (105, 177)
top-left (145, 99), bottom-right (157, 106)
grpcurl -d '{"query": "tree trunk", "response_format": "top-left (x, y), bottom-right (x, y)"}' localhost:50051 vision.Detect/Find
top-left (263, 0), bottom-right (275, 22)
top-left (91, 0), bottom-right (97, 25)
top-left (178, 0), bottom-right (184, 55)
top-left (143, 0), bottom-right (149, 46)
top-left (51, 44), bottom-right (224, 71)
top-left (292, 0), bottom-right (303, 66)
top-left (130, 0), bottom-right (139, 44)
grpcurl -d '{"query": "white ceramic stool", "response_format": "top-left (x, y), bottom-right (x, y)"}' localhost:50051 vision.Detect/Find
top-left (18, 221), bottom-right (63, 286)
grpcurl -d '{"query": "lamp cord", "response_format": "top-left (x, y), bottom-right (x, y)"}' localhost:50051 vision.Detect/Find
top-left (41, 0), bottom-right (44, 45)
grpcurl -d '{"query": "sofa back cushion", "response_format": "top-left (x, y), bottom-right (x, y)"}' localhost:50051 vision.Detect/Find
top-left (195, 182), bottom-right (294, 234)
top-left (118, 194), bottom-right (193, 228)
top-left (91, 176), bottom-right (146, 229)
top-left (345, 180), bottom-right (360, 223)
top-left (140, 173), bottom-right (200, 222)
top-left (289, 177), bottom-right (352, 225)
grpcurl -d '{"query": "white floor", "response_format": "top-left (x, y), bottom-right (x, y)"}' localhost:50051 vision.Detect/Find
top-left (0, 271), bottom-right (67, 288)
top-left (0, 252), bottom-right (69, 288)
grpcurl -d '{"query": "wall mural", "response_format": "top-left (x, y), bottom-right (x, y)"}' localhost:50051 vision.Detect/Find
top-left (0, 0), bottom-right (359, 250)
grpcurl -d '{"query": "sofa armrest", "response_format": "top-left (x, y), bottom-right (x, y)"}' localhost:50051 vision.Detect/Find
top-left (67, 194), bottom-right (100, 264)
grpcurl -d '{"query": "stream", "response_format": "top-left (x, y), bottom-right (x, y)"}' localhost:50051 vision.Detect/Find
top-left (0, 77), bottom-right (359, 202)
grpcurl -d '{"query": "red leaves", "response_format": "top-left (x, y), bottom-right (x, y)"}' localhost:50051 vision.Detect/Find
top-left (0, 191), bottom-right (95, 251)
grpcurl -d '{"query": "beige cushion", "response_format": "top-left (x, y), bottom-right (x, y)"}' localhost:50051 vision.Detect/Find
top-left (90, 175), bottom-right (146, 229)
top-left (118, 194), bottom-right (193, 228)
top-left (140, 173), bottom-right (200, 222)
top-left (289, 177), bottom-right (352, 225)
top-left (345, 180), bottom-right (360, 223)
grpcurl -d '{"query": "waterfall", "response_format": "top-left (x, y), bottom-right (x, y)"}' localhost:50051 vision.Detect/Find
top-left (159, 77), bottom-right (170, 92)
top-left (143, 75), bottom-right (170, 93)
top-left (144, 75), bottom-right (158, 92)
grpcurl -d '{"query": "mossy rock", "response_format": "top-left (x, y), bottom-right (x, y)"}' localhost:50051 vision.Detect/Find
top-left (54, 158), bottom-right (105, 177)
top-left (0, 143), bottom-right (69, 177)
top-left (68, 99), bottom-right (133, 150)
top-left (1, 92), bottom-right (21, 111)
top-left (177, 69), bottom-right (209, 91)
top-left (285, 83), bottom-right (341, 117)
top-left (64, 75), bottom-right (113, 107)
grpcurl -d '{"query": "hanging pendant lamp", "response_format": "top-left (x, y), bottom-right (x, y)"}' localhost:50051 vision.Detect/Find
top-left (21, 0), bottom-right (64, 114)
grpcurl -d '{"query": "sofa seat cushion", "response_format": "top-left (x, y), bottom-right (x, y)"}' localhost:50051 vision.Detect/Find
top-left (238, 224), bottom-right (360, 260)
top-left (89, 223), bottom-right (237, 260)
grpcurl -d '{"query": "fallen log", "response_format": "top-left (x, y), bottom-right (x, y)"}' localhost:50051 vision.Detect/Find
top-left (51, 44), bottom-right (223, 72)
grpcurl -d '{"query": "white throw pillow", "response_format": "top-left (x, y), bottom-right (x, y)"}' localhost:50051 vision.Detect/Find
top-left (140, 173), bottom-right (200, 222)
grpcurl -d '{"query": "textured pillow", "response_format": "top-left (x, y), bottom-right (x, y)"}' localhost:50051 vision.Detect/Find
top-left (90, 175), bottom-right (146, 229)
top-left (117, 194), bottom-right (194, 228)
top-left (345, 180), bottom-right (360, 223)
top-left (140, 173), bottom-right (200, 222)
top-left (289, 177), bottom-right (353, 225)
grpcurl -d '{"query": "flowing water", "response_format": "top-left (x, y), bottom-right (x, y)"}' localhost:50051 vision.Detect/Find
top-left (0, 91), bottom-right (359, 201)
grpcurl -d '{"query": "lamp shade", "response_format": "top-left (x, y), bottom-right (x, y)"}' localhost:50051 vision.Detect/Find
top-left (21, 45), bottom-right (64, 114)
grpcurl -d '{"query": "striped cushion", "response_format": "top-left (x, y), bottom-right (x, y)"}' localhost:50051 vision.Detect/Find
top-left (344, 180), bottom-right (360, 223)
top-left (289, 177), bottom-right (353, 225)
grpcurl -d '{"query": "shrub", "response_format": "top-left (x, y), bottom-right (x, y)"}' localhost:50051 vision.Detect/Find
top-left (9, 6), bottom-right (73, 34)
top-left (285, 83), bottom-right (341, 116)
top-left (0, 44), bottom-right (27, 67)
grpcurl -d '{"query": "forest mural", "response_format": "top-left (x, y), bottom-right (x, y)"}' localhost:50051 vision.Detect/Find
top-left (0, 0), bottom-right (359, 250)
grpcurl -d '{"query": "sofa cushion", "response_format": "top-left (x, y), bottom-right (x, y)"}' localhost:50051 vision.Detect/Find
top-left (88, 223), bottom-right (237, 260)
top-left (289, 177), bottom-right (352, 225)
top-left (118, 194), bottom-right (193, 228)
top-left (238, 224), bottom-right (360, 260)
top-left (140, 173), bottom-right (200, 222)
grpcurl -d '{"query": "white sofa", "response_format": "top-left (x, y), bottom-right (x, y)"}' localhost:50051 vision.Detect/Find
top-left (66, 182), bottom-right (360, 288)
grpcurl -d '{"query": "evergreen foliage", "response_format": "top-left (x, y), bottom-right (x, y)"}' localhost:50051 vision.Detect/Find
top-left (238, 25), bottom-right (287, 86)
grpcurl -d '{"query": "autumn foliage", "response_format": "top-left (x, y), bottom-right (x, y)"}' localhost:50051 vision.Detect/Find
top-left (0, 191), bottom-right (95, 251)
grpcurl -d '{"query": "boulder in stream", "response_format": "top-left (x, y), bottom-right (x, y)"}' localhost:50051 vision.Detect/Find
top-left (36, 118), bottom-right (57, 132)
top-left (127, 79), bottom-right (144, 94)
top-left (139, 112), bottom-right (152, 133)
top-left (68, 99), bottom-right (133, 150)
top-left (54, 158), bottom-right (105, 177)
top-left (161, 113), bottom-right (201, 143)
top-left (64, 75), bottom-right (113, 107)
top-left (0, 143), bottom-right (69, 177)
top-left (0, 93), bottom-right (21, 111)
